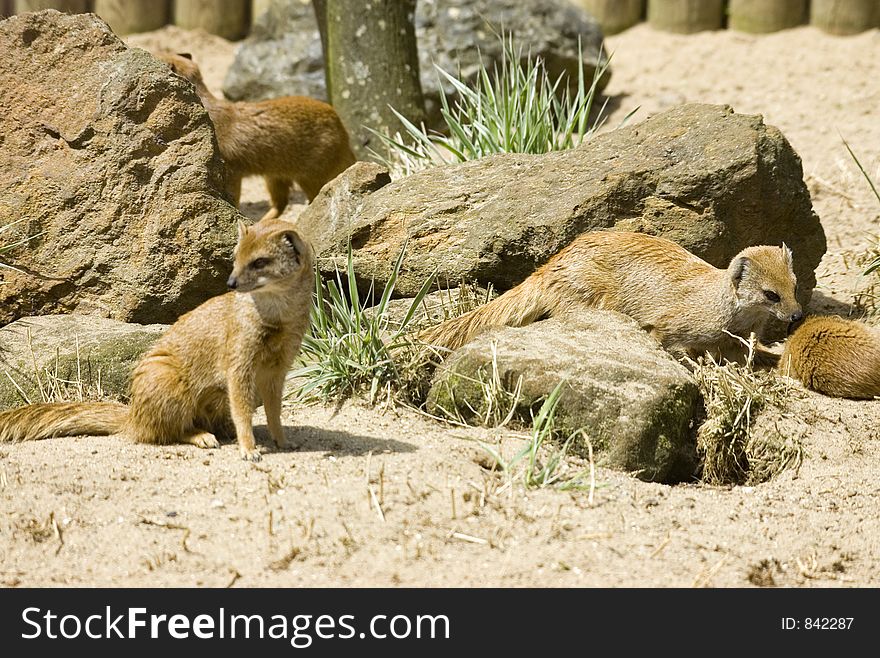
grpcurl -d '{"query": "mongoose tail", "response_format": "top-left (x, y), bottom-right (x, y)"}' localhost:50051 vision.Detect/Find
top-left (779, 315), bottom-right (880, 399)
top-left (0, 401), bottom-right (127, 443)
top-left (419, 275), bottom-right (551, 351)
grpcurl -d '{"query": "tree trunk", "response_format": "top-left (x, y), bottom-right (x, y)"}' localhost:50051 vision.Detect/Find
top-left (14, 0), bottom-right (87, 12)
top-left (647, 0), bottom-right (724, 33)
top-left (173, 0), bottom-right (249, 41)
top-left (729, 0), bottom-right (806, 33)
top-left (322, 0), bottom-right (425, 160)
top-left (94, 0), bottom-right (169, 35)
top-left (573, 0), bottom-right (644, 35)
top-left (810, 0), bottom-right (879, 35)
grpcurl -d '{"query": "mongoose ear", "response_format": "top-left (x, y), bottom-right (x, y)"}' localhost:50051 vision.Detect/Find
top-left (280, 231), bottom-right (303, 264)
top-left (177, 52), bottom-right (193, 61)
top-left (236, 219), bottom-right (249, 243)
top-left (730, 255), bottom-right (749, 287)
top-left (781, 243), bottom-right (794, 269)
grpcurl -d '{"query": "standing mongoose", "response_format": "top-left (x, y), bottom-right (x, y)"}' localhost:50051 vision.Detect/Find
top-left (779, 315), bottom-right (880, 399)
top-left (158, 52), bottom-right (356, 219)
top-left (0, 218), bottom-right (315, 461)
top-left (420, 230), bottom-right (803, 364)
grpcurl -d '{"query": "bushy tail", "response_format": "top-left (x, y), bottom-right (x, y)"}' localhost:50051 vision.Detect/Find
top-left (419, 275), bottom-right (552, 351)
top-left (0, 402), bottom-right (128, 442)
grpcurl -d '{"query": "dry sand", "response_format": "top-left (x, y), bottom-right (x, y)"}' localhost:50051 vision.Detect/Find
top-left (2, 24), bottom-right (879, 588)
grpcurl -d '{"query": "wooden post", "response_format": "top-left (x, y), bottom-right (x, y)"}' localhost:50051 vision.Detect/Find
top-left (729, 0), bottom-right (806, 33)
top-left (173, 0), bottom-right (249, 41)
top-left (571, 1), bottom-right (644, 35)
top-left (13, 0), bottom-right (88, 12)
top-left (810, 0), bottom-right (879, 35)
top-left (94, 0), bottom-right (169, 35)
top-left (2, 0), bottom-right (11, 16)
top-left (251, 0), bottom-right (272, 26)
top-left (647, 0), bottom-right (723, 33)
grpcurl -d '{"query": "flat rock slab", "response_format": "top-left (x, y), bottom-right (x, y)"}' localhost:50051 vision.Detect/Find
top-left (0, 10), bottom-right (240, 326)
top-left (295, 104), bottom-right (826, 319)
top-left (0, 315), bottom-right (167, 410)
top-left (426, 310), bottom-right (702, 482)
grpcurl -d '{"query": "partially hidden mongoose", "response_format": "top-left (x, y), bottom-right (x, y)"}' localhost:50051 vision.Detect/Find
top-left (159, 52), bottom-right (356, 219)
top-left (779, 315), bottom-right (880, 399)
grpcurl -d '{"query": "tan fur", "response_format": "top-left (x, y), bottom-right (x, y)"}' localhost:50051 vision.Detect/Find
top-left (420, 230), bottom-right (802, 364)
top-left (779, 315), bottom-right (880, 399)
top-left (158, 52), bottom-right (356, 219)
top-left (0, 219), bottom-right (315, 461)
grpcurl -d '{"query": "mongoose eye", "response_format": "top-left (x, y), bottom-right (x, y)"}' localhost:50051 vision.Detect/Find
top-left (763, 290), bottom-right (781, 303)
top-left (250, 257), bottom-right (271, 270)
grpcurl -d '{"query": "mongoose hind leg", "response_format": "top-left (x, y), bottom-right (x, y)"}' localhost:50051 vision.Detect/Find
top-left (125, 354), bottom-right (198, 446)
top-left (262, 177), bottom-right (292, 220)
top-left (182, 429), bottom-right (220, 449)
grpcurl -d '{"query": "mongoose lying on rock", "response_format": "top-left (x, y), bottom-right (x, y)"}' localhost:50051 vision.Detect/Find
top-left (158, 52), bottom-right (356, 219)
top-left (779, 315), bottom-right (880, 399)
top-left (0, 218), bottom-right (314, 461)
top-left (420, 230), bottom-right (802, 365)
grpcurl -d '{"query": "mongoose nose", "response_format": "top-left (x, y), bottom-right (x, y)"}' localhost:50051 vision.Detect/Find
top-left (790, 310), bottom-right (803, 322)
top-left (227, 275), bottom-right (238, 290)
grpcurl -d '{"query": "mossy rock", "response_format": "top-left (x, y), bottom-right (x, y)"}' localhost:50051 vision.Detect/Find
top-left (426, 310), bottom-right (703, 483)
top-left (0, 315), bottom-right (167, 409)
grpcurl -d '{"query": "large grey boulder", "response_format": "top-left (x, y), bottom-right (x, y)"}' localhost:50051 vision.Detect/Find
top-left (0, 11), bottom-right (240, 326)
top-left (0, 315), bottom-right (167, 410)
top-left (224, 0), bottom-right (610, 126)
top-left (295, 104), bottom-right (826, 312)
top-left (426, 310), bottom-right (702, 483)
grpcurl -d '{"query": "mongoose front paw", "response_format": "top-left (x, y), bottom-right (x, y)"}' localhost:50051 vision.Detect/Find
top-left (241, 449), bottom-right (262, 462)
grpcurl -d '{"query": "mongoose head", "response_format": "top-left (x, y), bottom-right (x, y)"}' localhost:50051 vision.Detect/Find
top-left (228, 219), bottom-right (315, 294)
top-left (156, 52), bottom-right (207, 89)
top-left (728, 244), bottom-right (802, 323)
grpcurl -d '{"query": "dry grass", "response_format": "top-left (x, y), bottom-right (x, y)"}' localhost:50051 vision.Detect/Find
top-left (4, 329), bottom-right (108, 405)
top-left (688, 336), bottom-right (802, 486)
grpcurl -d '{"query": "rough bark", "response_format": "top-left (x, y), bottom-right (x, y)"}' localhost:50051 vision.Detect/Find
top-left (323, 0), bottom-right (425, 159)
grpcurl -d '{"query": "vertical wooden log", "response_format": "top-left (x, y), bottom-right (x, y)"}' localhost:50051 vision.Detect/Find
top-left (324, 0), bottom-right (425, 159)
top-left (647, 0), bottom-right (724, 33)
top-left (810, 0), bottom-right (879, 35)
top-left (2, 0), bottom-right (12, 16)
top-left (729, 0), bottom-right (806, 33)
top-left (94, 0), bottom-right (169, 35)
top-left (251, 0), bottom-right (272, 26)
top-left (573, 0), bottom-right (644, 35)
top-left (13, 0), bottom-right (88, 12)
top-left (174, 0), bottom-right (249, 41)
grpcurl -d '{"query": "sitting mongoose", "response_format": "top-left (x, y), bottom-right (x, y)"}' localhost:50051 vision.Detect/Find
top-left (779, 315), bottom-right (880, 399)
top-left (158, 52), bottom-right (356, 219)
top-left (0, 218), bottom-right (315, 461)
top-left (420, 230), bottom-right (803, 364)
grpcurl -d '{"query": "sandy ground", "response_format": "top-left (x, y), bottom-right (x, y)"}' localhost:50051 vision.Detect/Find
top-left (2, 25), bottom-right (879, 588)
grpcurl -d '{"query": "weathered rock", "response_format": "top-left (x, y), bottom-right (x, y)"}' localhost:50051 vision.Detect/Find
top-left (426, 310), bottom-right (702, 482)
top-left (0, 11), bottom-right (240, 326)
top-left (0, 315), bottom-right (167, 410)
top-left (223, 0), bottom-right (610, 126)
top-left (296, 104), bottom-right (826, 316)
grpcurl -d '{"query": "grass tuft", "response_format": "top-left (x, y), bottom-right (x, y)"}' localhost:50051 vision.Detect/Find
top-left (479, 383), bottom-right (595, 492)
top-left (688, 336), bottom-right (801, 486)
top-left (371, 31), bottom-right (621, 177)
top-left (290, 243), bottom-right (436, 404)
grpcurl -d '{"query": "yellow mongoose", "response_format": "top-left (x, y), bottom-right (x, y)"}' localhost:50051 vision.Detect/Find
top-left (158, 52), bottom-right (356, 219)
top-left (0, 218), bottom-right (315, 461)
top-left (420, 230), bottom-right (803, 363)
top-left (779, 315), bottom-right (880, 399)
